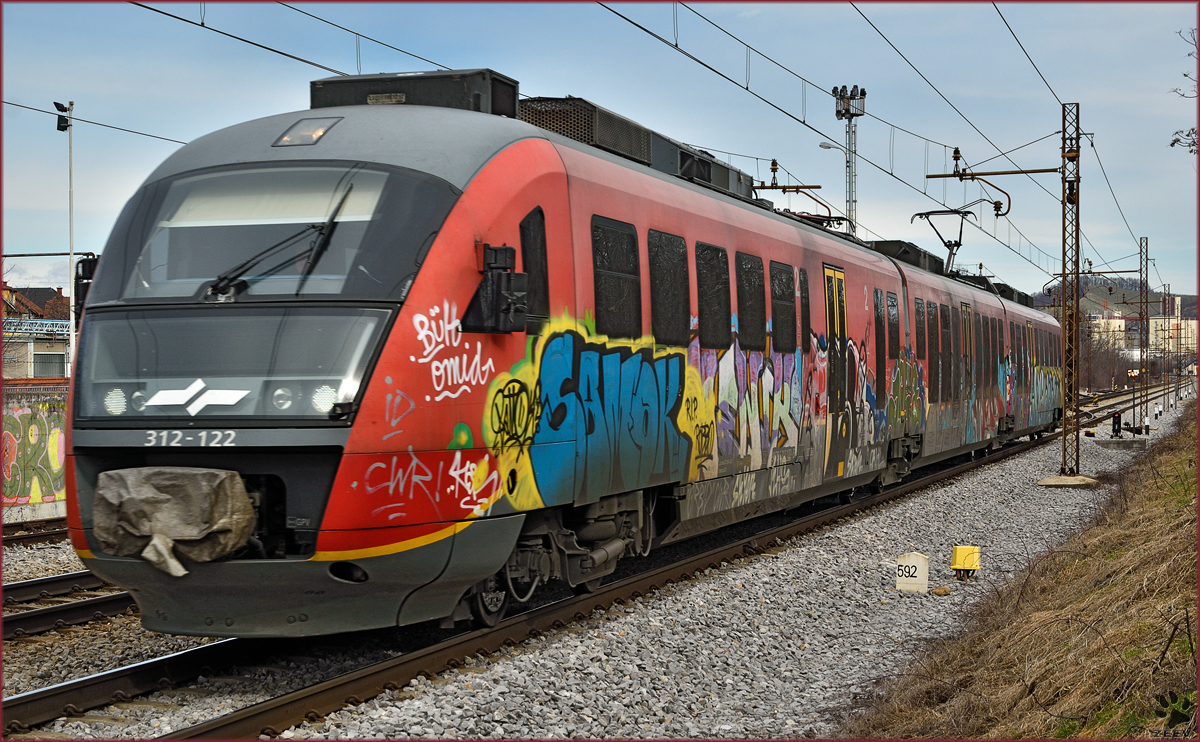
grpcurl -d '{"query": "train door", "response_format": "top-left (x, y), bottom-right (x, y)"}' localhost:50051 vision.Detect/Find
top-left (823, 265), bottom-right (849, 478)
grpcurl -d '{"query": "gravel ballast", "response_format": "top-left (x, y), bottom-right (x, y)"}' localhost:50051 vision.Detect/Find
top-left (5, 401), bottom-right (1188, 739)
top-left (3, 540), bottom-right (86, 583)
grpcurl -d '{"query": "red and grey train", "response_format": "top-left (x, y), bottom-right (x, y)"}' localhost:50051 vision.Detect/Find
top-left (67, 70), bottom-right (1062, 636)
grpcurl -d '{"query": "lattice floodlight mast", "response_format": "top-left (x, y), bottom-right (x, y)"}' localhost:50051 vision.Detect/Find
top-left (1060, 103), bottom-right (1081, 476)
top-left (833, 85), bottom-right (865, 239)
top-left (1138, 237), bottom-right (1149, 432)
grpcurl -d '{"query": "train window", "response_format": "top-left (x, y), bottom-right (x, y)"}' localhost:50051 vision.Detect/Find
top-left (647, 230), bottom-right (690, 347)
top-left (992, 317), bottom-right (999, 390)
top-left (520, 207), bottom-right (550, 332)
top-left (927, 302), bottom-right (940, 403)
top-left (798, 268), bottom-right (812, 354)
top-left (696, 243), bottom-right (731, 349)
top-left (973, 311), bottom-right (983, 389)
top-left (913, 298), bottom-right (925, 360)
top-left (874, 289), bottom-right (888, 402)
top-left (1009, 321), bottom-right (1016, 385)
top-left (993, 317), bottom-right (1001, 388)
top-left (736, 253), bottom-right (767, 351)
top-left (984, 314), bottom-right (993, 389)
top-left (940, 305), bottom-right (952, 403)
top-left (591, 216), bottom-right (641, 339)
top-left (950, 307), bottom-right (961, 401)
top-left (769, 261), bottom-right (796, 355)
top-left (886, 292), bottom-right (900, 360)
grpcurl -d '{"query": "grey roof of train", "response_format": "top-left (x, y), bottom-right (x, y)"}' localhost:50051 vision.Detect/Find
top-left (145, 103), bottom-right (1055, 324)
top-left (145, 104), bottom-right (544, 191)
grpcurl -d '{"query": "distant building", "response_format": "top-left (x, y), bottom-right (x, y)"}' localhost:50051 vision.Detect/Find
top-left (2, 283), bottom-right (70, 379)
top-left (1086, 312), bottom-right (1197, 356)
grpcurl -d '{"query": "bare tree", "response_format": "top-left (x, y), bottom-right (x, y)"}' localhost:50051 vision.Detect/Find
top-left (1170, 28), bottom-right (1197, 154)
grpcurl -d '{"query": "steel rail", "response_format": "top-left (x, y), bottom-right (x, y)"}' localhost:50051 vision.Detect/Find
top-left (4, 570), bottom-right (107, 604)
top-left (1, 639), bottom-right (260, 734)
top-left (2, 527), bottom-right (70, 546)
top-left (3, 592), bottom-right (137, 640)
top-left (4, 517), bottom-right (69, 546)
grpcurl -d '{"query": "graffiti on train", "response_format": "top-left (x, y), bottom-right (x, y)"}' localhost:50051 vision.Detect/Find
top-left (3, 402), bottom-right (66, 506)
top-left (483, 318), bottom-right (711, 510)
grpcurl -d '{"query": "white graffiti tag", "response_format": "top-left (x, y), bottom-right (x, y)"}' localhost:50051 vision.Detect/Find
top-left (411, 301), bottom-right (495, 402)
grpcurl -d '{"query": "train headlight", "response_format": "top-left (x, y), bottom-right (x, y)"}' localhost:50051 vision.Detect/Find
top-left (104, 388), bottom-right (128, 415)
top-left (272, 386), bottom-right (295, 411)
top-left (311, 385), bottom-right (337, 413)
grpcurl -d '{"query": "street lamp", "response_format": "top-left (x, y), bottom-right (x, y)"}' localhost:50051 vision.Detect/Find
top-left (54, 100), bottom-right (74, 376)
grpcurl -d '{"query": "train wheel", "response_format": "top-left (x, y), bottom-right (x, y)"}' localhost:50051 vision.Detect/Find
top-left (470, 573), bottom-right (508, 628)
top-left (572, 577), bottom-right (603, 595)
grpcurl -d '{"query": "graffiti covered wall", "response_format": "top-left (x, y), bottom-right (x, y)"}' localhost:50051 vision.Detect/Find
top-left (3, 387), bottom-right (68, 522)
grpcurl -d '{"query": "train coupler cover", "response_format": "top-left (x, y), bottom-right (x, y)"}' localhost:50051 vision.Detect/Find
top-left (93, 467), bottom-right (256, 576)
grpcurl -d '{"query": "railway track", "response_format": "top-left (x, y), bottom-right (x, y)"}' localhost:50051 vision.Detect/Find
top-left (5, 383), bottom-right (1185, 738)
top-left (3, 569), bottom-right (137, 639)
top-left (3, 517), bottom-right (69, 547)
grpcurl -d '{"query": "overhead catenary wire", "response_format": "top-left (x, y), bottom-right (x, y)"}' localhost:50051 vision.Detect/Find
top-left (987, 3), bottom-right (1133, 273)
top-left (1085, 134), bottom-right (1141, 250)
top-left (3, 101), bottom-right (186, 144)
top-left (678, 3), bottom-right (953, 149)
top-left (131, 2), bottom-right (350, 76)
top-left (992, 3), bottom-right (1063, 106)
top-left (859, 2), bottom-right (1134, 275)
top-left (275, 4), bottom-right (537, 100)
top-left (599, 2), bottom-right (1056, 277)
top-left (276, 3), bottom-right (451, 71)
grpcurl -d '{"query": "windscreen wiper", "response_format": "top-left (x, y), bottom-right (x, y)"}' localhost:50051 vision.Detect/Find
top-left (295, 184), bottom-right (354, 297)
top-left (207, 224), bottom-right (320, 296)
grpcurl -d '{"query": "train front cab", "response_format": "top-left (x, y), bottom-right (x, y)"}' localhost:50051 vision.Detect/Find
top-left (66, 124), bottom-right (573, 637)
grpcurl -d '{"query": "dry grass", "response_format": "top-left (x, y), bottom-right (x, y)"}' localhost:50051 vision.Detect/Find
top-left (841, 404), bottom-right (1198, 739)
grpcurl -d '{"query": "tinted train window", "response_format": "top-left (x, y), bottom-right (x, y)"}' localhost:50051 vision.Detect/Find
top-left (798, 268), bottom-right (812, 354)
top-left (1009, 321), bottom-right (1016, 381)
top-left (993, 317), bottom-right (1001, 388)
top-left (769, 261), bottom-right (796, 354)
top-left (886, 291), bottom-right (900, 360)
top-left (914, 298), bottom-right (925, 360)
top-left (592, 216), bottom-right (641, 339)
top-left (984, 314), bottom-right (993, 389)
top-left (696, 243), bottom-right (731, 349)
top-left (950, 307), bottom-right (961, 401)
top-left (647, 230), bottom-right (690, 347)
top-left (736, 252), bottom-right (766, 351)
top-left (874, 288), bottom-right (887, 403)
top-left (520, 207), bottom-right (550, 332)
top-left (927, 302), bottom-right (940, 403)
top-left (940, 305), bottom-right (952, 402)
top-left (973, 312), bottom-right (982, 389)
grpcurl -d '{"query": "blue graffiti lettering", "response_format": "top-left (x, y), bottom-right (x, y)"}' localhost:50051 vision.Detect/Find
top-left (530, 332), bottom-right (689, 503)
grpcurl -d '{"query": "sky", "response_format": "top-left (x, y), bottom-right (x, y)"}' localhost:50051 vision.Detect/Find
top-left (3, 2), bottom-right (1197, 299)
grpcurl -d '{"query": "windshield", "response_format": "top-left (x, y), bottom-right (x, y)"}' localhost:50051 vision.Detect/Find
top-left (87, 161), bottom-right (460, 306)
top-left (75, 306), bottom-right (390, 423)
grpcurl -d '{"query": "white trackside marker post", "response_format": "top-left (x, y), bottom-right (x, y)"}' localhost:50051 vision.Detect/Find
top-left (895, 552), bottom-right (929, 593)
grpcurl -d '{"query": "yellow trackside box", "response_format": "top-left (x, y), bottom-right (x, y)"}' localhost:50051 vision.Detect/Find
top-left (951, 545), bottom-right (981, 571)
